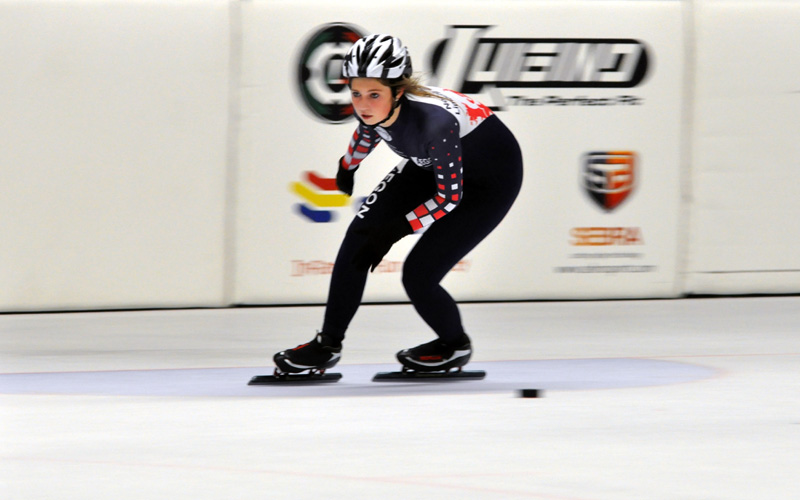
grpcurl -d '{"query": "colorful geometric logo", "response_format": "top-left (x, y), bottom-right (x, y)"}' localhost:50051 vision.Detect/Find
top-left (290, 171), bottom-right (350, 222)
top-left (581, 151), bottom-right (637, 212)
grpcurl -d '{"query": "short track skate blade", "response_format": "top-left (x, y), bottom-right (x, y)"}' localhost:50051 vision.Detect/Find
top-left (248, 372), bottom-right (342, 385)
top-left (372, 370), bottom-right (486, 382)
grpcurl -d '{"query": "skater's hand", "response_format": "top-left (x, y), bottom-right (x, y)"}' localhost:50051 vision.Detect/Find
top-left (353, 217), bottom-right (413, 272)
top-left (336, 157), bottom-right (356, 196)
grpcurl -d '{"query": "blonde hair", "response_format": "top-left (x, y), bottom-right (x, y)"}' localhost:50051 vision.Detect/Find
top-left (380, 75), bottom-right (452, 103)
top-left (349, 74), bottom-right (457, 107)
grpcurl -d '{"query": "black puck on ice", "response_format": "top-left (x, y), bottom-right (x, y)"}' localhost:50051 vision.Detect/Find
top-left (518, 389), bottom-right (542, 398)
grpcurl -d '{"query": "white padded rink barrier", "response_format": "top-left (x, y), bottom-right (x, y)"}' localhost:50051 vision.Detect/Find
top-left (1, 0), bottom-right (799, 311)
top-left (684, 0), bottom-right (800, 294)
top-left (0, 1), bottom-right (232, 310)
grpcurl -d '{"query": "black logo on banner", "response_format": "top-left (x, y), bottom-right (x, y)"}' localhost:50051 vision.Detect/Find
top-left (428, 26), bottom-right (650, 109)
top-left (296, 23), bottom-right (367, 123)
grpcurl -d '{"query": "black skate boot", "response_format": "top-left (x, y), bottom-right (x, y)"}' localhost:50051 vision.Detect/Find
top-left (273, 333), bottom-right (342, 375)
top-left (396, 334), bottom-right (472, 373)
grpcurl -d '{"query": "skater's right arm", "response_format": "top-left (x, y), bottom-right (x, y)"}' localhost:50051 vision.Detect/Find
top-left (336, 124), bottom-right (381, 196)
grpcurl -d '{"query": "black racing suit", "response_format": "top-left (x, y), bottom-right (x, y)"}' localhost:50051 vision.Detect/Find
top-left (322, 87), bottom-right (523, 345)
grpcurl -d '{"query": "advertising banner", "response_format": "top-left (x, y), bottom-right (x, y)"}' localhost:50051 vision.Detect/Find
top-left (234, 0), bottom-right (685, 304)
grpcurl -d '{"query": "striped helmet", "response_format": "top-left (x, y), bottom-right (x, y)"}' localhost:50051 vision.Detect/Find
top-left (342, 34), bottom-right (412, 80)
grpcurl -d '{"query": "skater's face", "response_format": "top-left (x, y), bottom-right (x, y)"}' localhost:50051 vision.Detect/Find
top-left (349, 78), bottom-right (402, 127)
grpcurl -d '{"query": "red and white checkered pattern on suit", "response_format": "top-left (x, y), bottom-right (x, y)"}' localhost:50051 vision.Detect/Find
top-left (405, 123), bottom-right (463, 232)
top-left (342, 127), bottom-right (380, 171)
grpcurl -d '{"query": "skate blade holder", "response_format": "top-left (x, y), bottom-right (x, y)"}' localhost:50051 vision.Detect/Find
top-left (372, 367), bottom-right (486, 382)
top-left (248, 368), bottom-right (342, 385)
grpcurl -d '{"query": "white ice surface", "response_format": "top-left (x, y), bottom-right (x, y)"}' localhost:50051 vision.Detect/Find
top-left (1, 297), bottom-right (799, 500)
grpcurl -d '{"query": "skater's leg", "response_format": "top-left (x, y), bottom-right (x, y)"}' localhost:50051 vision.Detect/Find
top-left (402, 132), bottom-right (523, 344)
top-left (319, 229), bottom-right (371, 341)
top-left (321, 162), bottom-right (436, 341)
top-left (402, 189), bottom-right (515, 343)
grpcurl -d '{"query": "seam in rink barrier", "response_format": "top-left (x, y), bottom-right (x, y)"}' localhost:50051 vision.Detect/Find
top-left (0, 358), bottom-right (717, 398)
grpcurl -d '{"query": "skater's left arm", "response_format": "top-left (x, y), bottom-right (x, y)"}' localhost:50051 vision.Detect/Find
top-left (337, 124), bottom-right (382, 196)
top-left (405, 120), bottom-right (464, 232)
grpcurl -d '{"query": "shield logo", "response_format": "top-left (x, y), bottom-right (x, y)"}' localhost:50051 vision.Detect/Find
top-left (581, 152), bottom-right (636, 212)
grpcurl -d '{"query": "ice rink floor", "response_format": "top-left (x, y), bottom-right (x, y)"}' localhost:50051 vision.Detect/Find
top-left (1, 297), bottom-right (799, 499)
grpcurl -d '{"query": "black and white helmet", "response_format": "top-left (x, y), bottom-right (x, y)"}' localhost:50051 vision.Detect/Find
top-left (342, 34), bottom-right (412, 80)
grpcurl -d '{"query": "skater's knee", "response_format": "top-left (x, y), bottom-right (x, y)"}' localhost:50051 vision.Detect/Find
top-left (340, 223), bottom-right (387, 271)
top-left (402, 266), bottom-right (433, 299)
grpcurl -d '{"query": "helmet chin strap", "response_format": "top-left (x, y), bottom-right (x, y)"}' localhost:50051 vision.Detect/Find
top-left (355, 95), bottom-right (403, 130)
